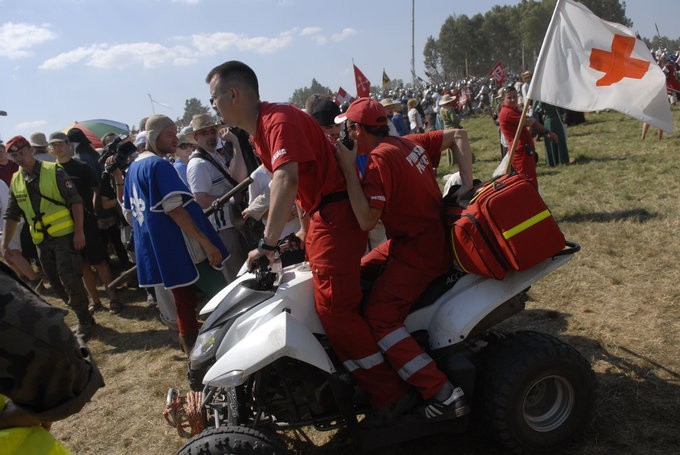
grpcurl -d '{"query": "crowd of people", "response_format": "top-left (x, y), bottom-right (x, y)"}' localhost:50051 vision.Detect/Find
top-left (1, 51), bottom-right (677, 445)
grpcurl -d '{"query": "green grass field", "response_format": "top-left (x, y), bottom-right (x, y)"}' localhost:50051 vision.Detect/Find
top-left (50, 108), bottom-right (680, 454)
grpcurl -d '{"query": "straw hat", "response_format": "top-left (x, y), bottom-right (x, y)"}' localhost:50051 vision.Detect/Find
top-left (438, 94), bottom-right (457, 106)
top-left (379, 98), bottom-right (401, 110)
top-left (189, 114), bottom-right (224, 135)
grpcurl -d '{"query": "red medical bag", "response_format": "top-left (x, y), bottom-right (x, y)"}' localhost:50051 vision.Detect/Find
top-left (449, 174), bottom-right (565, 278)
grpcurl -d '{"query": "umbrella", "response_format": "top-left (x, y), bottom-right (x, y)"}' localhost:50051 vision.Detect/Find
top-left (63, 119), bottom-right (130, 149)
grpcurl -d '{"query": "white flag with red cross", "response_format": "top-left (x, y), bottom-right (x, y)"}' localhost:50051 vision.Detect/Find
top-left (527, 0), bottom-right (673, 131)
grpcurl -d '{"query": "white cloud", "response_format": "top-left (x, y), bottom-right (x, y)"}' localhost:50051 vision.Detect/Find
top-left (299, 27), bottom-right (328, 45)
top-left (0, 22), bottom-right (57, 59)
top-left (192, 30), bottom-right (294, 55)
top-left (40, 42), bottom-right (193, 70)
top-left (38, 27), bottom-right (323, 71)
top-left (39, 45), bottom-right (102, 70)
top-left (331, 28), bottom-right (357, 42)
top-left (15, 120), bottom-right (48, 131)
top-left (300, 27), bottom-right (321, 36)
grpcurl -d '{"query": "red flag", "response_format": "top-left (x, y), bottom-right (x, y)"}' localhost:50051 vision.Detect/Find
top-left (489, 61), bottom-right (506, 85)
top-left (353, 64), bottom-right (371, 98)
top-left (335, 86), bottom-right (354, 105)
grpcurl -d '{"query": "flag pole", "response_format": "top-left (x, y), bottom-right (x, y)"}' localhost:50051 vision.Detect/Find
top-left (504, 0), bottom-right (563, 174)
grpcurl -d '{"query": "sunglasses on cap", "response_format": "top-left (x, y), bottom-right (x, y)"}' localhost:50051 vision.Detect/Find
top-left (502, 85), bottom-right (517, 95)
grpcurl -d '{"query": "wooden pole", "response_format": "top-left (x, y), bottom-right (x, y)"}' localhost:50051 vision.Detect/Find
top-left (503, 98), bottom-right (532, 174)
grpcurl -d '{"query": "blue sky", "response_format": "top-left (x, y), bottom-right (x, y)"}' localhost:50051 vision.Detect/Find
top-left (1, 0), bottom-right (677, 139)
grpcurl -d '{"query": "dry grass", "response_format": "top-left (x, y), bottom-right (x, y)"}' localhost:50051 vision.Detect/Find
top-left (47, 108), bottom-right (680, 454)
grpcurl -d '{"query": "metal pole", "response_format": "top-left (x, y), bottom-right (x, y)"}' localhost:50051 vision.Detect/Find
top-left (411, 0), bottom-right (415, 88)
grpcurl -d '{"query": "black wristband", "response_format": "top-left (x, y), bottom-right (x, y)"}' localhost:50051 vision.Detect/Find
top-left (258, 238), bottom-right (277, 251)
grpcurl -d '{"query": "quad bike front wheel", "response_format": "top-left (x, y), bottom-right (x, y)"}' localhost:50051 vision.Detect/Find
top-left (477, 331), bottom-right (596, 454)
top-left (176, 425), bottom-right (287, 455)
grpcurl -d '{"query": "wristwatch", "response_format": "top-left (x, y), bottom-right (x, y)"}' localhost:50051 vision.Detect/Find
top-left (258, 238), bottom-right (277, 252)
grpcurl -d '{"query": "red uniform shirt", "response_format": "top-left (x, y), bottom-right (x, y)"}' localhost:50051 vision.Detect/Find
top-left (252, 102), bottom-right (346, 213)
top-left (362, 131), bottom-right (450, 271)
top-left (498, 104), bottom-right (534, 153)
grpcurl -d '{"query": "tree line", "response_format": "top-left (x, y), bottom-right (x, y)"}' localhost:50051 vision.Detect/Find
top-left (180, 0), bottom-right (678, 114)
top-left (425, 0), bottom-right (677, 82)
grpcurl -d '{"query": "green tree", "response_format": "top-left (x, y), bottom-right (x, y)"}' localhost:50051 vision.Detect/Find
top-left (580, 0), bottom-right (631, 26)
top-left (177, 98), bottom-right (211, 128)
top-left (517, 0), bottom-right (555, 70)
top-left (289, 79), bottom-right (332, 108)
top-left (482, 5), bottom-right (522, 71)
top-left (423, 36), bottom-right (445, 83)
top-left (432, 0), bottom-right (633, 78)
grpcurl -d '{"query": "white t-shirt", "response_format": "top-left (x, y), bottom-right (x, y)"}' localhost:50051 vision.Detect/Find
top-left (186, 150), bottom-right (234, 230)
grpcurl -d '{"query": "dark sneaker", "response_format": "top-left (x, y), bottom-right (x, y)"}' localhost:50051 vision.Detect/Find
top-left (360, 390), bottom-right (419, 428)
top-left (419, 387), bottom-right (470, 421)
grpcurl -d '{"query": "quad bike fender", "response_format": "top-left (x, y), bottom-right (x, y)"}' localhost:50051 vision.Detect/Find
top-left (409, 253), bottom-right (575, 349)
top-left (203, 311), bottom-right (335, 388)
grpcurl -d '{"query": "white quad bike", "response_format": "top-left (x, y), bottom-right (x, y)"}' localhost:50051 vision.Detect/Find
top-left (171, 240), bottom-right (595, 454)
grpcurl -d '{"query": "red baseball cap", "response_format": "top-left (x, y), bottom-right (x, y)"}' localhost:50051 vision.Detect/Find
top-left (6, 135), bottom-right (31, 154)
top-left (334, 98), bottom-right (388, 126)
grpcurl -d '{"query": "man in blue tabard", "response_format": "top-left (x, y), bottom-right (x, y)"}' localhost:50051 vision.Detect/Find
top-left (112, 114), bottom-right (228, 354)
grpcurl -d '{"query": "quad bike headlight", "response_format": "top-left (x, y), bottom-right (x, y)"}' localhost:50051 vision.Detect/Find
top-left (191, 327), bottom-right (221, 363)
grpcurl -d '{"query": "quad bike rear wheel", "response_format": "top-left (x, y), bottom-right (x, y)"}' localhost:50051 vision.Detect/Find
top-left (176, 425), bottom-right (287, 455)
top-left (477, 331), bottom-right (596, 454)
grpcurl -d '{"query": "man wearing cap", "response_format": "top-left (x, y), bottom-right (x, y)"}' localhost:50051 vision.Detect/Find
top-left (335, 98), bottom-right (474, 423)
top-left (206, 61), bottom-right (410, 417)
top-left (1, 135), bottom-right (94, 339)
top-left (186, 113), bottom-right (247, 282)
top-left (47, 131), bottom-right (121, 314)
top-left (111, 114), bottom-right (228, 354)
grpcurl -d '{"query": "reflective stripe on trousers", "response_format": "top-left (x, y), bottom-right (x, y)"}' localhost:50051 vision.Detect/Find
top-left (343, 351), bottom-right (385, 373)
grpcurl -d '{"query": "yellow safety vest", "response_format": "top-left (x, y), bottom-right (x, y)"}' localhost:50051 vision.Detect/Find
top-left (0, 395), bottom-right (72, 455)
top-left (10, 162), bottom-right (74, 244)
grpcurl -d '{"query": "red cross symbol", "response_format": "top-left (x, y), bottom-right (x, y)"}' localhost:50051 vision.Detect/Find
top-left (589, 34), bottom-right (650, 86)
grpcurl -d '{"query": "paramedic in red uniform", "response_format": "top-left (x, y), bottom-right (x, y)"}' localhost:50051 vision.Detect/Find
top-left (335, 98), bottom-right (475, 423)
top-left (205, 61), bottom-right (411, 419)
top-left (498, 85), bottom-right (557, 187)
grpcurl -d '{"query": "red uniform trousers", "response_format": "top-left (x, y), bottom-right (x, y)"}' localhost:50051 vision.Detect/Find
top-left (511, 145), bottom-right (538, 187)
top-left (307, 199), bottom-right (408, 408)
top-left (171, 285), bottom-right (200, 336)
top-left (361, 240), bottom-right (448, 400)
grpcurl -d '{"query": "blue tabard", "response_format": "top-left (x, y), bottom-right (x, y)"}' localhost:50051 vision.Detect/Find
top-left (123, 154), bottom-right (228, 289)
